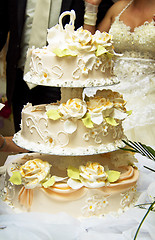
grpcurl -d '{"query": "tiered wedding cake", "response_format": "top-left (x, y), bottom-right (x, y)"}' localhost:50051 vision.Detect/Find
top-left (6, 11), bottom-right (139, 218)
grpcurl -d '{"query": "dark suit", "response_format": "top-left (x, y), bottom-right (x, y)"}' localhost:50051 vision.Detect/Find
top-left (0, 0), bottom-right (113, 132)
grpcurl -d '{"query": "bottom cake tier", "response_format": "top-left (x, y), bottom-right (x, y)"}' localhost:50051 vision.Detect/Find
top-left (4, 150), bottom-right (139, 218)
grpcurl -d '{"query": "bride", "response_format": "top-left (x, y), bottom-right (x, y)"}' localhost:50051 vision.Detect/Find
top-left (84, 0), bottom-right (155, 145)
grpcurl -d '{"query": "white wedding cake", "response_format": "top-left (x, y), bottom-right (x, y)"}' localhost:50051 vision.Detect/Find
top-left (4, 11), bottom-right (139, 218)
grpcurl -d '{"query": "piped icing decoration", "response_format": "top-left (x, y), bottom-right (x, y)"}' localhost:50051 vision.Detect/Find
top-left (25, 105), bottom-right (54, 146)
top-left (42, 176), bottom-right (55, 188)
top-left (9, 159), bottom-right (51, 209)
top-left (29, 49), bottom-right (64, 81)
top-left (57, 131), bottom-right (69, 146)
top-left (81, 195), bottom-right (109, 217)
top-left (46, 94), bottom-right (128, 124)
top-left (93, 30), bottom-right (113, 47)
top-left (9, 158), bottom-right (67, 208)
top-left (42, 175), bottom-right (68, 188)
top-left (18, 186), bottom-right (33, 209)
top-left (120, 185), bottom-right (137, 208)
top-left (67, 162), bottom-right (120, 189)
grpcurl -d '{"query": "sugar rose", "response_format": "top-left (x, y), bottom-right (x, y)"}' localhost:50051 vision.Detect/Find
top-left (72, 27), bottom-right (93, 49)
top-left (20, 159), bottom-right (51, 189)
top-left (87, 97), bottom-right (113, 124)
top-left (92, 30), bottom-right (113, 45)
top-left (58, 98), bottom-right (87, 119)
top-left (79, 162), bottom-right (107, 188)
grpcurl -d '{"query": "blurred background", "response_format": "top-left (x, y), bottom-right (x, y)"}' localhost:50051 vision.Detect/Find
top-left (0, 43), bottom-right (15, 165)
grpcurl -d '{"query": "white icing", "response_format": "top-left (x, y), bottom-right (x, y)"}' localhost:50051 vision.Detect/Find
top-left (112, 108), bottom-right (128, 120)
top-left (63, 119), bottom-right (77, 134)
top-left (26, 117), bottom-right (48, 143)
top-left (83, 124), bottom-right (109, 144)
top-left (13, 131), bottom-right (126, 156)
top-left (57, 131), bottom-right (69, 147)
top-left (50, 65), bottom-right (63, 79)
top-left (120, 191), bottom-right (131, 207)
top-left (25, 71), bottom-right (119, 88)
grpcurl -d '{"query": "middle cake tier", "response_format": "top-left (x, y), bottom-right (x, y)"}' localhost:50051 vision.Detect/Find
top-left (13, 89), bottom-right (129, 155)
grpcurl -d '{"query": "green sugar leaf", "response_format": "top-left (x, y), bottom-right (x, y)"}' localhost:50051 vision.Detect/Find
top-left (96, 45), bottom-right (107, 57)
top-left (46, 109), bottom-right (61, 120)
top-left (105, 117), bottom-right (119, 126)
top-left (53, 48), bottom-right (77, 57)
top-left (82, 113), bottom-right (94, 128)
top-left (106, 170), bottom-right (120, 183)
top-left (9, 171), bottom-right (22, 185)
top-left (67, 166), bottom-right (80, 180)
top-left (42, 176), bottom-right (55, 188)
top-left (126, 110), bottom-right (132, 116)
top-left (106, 52), bottom-right (114, 59)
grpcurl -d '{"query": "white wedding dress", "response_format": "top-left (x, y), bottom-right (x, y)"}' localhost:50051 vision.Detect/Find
top-left (108, 0), bottom-right (155, 145)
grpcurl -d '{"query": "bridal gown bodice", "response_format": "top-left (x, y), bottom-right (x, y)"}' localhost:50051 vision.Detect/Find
top-left (109, 18), bottom-right (155, 60)
top-left (108, 9), bottom-right (155, 133)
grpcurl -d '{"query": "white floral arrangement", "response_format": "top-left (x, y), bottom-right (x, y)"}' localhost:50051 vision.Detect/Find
top-left (9, 159), bottom-right (121, 190)
top-left (45, 95), bottom-right (131, 135)
top-left (36, 10), bottom-right (119, 75)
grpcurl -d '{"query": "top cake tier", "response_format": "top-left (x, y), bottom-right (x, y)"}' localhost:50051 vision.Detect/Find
top-left (24, 10), bottom-right (119, 88)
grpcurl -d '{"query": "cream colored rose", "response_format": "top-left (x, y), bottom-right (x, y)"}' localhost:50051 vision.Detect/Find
top-left (47, 24), bottom-right (70, 51)
top-left (105, 91), bottom-right (126, 110)
top-left (68, 27), bottom-right (97, 55)
top-left (73, 27), bottom-right (93, 48)
top-left (79, 162), bottom-right (107, 188)
top-left (87, 97), bottom-right (113, 124)
top-left (20, 159), bottom-right (51, 189)
top-left (58, 98), bottom-right (87, 119)
top-left (92, 30), bottom-right (112, 46)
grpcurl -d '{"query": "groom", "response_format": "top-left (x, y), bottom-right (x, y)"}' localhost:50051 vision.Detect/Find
top-left (0, 0), bottom-right (113, 132)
